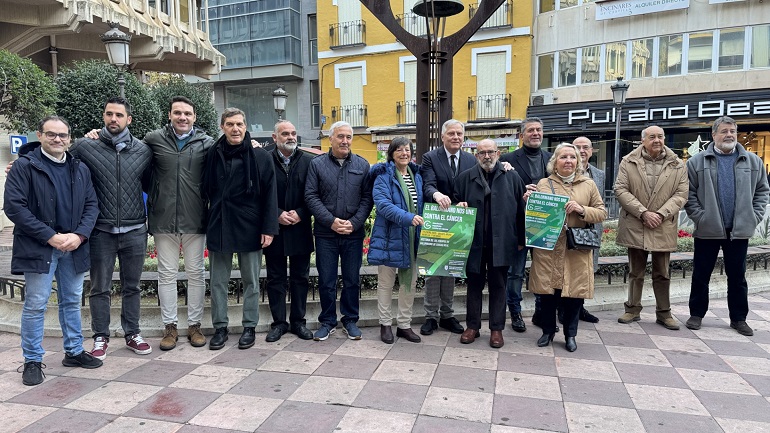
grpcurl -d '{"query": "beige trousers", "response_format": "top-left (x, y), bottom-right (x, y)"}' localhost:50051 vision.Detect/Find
top-left (377, 265), bottom-right (417, 329)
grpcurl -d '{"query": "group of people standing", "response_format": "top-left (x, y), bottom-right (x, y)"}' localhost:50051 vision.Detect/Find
top-left (6, 99), bottom-right (767, 387)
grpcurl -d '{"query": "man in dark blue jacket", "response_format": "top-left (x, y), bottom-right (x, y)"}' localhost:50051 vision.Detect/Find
top-left (203, 108), bottom-right (278, 350)
top-left (4, 116), bottom-right (101, 386)
top-left (305, 121), bottom-right (373, 341)
top-left (264, 120), bottom-right (315, 342)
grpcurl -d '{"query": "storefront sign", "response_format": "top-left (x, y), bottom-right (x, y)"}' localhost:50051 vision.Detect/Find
top-left (596, 0), bottom-right (690, 21)
top-left (416, 204), bottom-right (477, 278)
top-left (568, 99), bottom-right (770, 125)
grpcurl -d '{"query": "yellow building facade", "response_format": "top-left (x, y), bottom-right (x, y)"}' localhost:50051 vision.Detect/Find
top-left (317, 0), bottom-right (533, 163)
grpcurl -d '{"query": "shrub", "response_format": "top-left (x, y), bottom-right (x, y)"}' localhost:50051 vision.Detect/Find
top-left (146, 73), bottom-right (218, 135)
top-left (0, 50), bottom-right (58, 133)
top-left (55, 60), bottom-right (162, 138)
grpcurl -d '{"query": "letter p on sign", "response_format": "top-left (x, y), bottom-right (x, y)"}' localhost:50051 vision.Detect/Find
top-left (10, 135), bottom-right (27, 154)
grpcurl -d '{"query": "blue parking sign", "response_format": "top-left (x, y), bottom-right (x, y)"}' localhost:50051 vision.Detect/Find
top-left (10, 135), bottom-right (27, 154)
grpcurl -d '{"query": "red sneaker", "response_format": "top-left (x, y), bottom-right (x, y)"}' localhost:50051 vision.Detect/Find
top-left (90, 336), bottom-right (109, 360)
top-left (126, 334), bottom-right (152, 355)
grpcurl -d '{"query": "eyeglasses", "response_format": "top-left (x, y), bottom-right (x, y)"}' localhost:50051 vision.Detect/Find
top-left (43, 131), bottom-right (70, 140)
top-left (476, 150), bottom-right (497, 156)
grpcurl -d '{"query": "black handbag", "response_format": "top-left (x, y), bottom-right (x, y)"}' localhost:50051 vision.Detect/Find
top-left (547, 179), bottom-right (600, 250)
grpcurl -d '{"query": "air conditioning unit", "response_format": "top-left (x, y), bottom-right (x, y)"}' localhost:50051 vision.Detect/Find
top-left (530, 92), bottom-right (554, 106)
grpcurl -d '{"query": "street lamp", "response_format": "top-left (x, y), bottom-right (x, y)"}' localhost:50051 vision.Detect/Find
top-left (100, 22), bottom-right (132, 99)
top-left (610, 76), bottom-right (629, 216)
top-left (273, 84), bottom-right (288, 120)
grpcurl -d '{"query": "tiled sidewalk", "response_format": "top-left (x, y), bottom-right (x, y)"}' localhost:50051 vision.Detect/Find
top-left (2, 295), bottom-right (770, 433)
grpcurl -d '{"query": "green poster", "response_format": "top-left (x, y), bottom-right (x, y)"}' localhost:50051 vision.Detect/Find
top-left (525, 192), bottom-right (569, 250)
top-left (416, 203), bottom-right (477, 278)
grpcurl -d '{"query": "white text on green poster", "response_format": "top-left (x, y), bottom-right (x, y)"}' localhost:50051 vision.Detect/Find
top-left (416, 204), bottom-right (476, 278)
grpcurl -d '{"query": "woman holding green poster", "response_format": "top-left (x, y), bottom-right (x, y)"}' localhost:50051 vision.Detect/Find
top-left (528, 143), bottom-right (607, 352)
top-left (368, 137), bottom-right (424, 345)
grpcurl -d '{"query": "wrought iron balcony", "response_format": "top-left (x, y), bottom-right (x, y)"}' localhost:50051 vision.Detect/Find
top-left (395, 12), bottom-right (427, 37)
top-left (396, 100), bottom-right (418, 125)
top-left (329, 20), bottom-right (366, 49)
top-left (331, 104), bottom-right (368, 128)
top-left (468, 94), bottom-right (511, 121)
top-left (468, 1), bottom-right (513, 30)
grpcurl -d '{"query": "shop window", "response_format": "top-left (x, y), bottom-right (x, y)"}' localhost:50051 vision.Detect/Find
top-left (659, 34), bottom-right (683, 76)
top-left (688, 31), bottom-right (713, 73)
top-left (558, 49), bottom-right (577, 87)
top-left (631, 38), bottom-right (653, 78)
top-left (537, 54), bottom-right (554, 90)
top-left (581, 45), bottom-right (600, 84)
top-left (751, 25), bottom-right (770, 68)
top-left (605, 42), bottom-right (626, 81)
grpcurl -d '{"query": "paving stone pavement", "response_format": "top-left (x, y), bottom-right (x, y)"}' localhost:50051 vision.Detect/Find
top-left (3, 294), bottom-right (770, 433)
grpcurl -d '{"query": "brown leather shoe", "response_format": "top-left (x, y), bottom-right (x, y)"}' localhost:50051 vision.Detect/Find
top-left (380, 325), bottom-right (394, 344)
top-left (396, 327), bottom-right (421, 343)
top-left (489, 330), bottom-right (504, 348)
top-left (460, 328), bottom-right (480, 344)
top-left (160, 323), bottom-right (178, 351)
top-left (187, 323), bottom-right (206, 347)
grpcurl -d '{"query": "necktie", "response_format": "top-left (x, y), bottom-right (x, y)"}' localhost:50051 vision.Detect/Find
top-left (450, 154), bottom-right (457, 177)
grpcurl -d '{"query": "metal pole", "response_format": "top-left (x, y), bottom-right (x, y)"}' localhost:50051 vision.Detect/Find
top-left (612, 104), bottom-right (622, 217)
top-left (118, 69), bottom-right (126, 99)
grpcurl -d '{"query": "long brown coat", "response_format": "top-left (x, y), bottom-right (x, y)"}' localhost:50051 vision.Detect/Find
top-left (529, 174), bottom-right (607, 299)
top-left (614, 145), bottom-right (688, 252)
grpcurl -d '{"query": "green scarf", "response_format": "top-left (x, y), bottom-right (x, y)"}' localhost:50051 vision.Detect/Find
top-left (395, 165), bottom-right (417, 293)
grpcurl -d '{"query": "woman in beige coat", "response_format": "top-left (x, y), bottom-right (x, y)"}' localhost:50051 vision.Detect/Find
top-left (528, 143), bottom-right (607, 352)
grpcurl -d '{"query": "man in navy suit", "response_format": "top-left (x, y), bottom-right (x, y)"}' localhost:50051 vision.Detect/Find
top-left (500, 117), bottom-right (552, 332)
top-left (420, 119), bottom-right (475, 335)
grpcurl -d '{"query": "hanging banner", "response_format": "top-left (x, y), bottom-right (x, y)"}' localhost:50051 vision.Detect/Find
top-left (416, 204), bottom-right (477, 278)
top-left (595, 0), bottom-right (690, 21)
top-left (525, 192), bottom-right (569, 250)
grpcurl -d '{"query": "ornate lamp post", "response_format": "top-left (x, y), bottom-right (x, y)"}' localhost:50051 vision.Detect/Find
top-left (611, 76), bottom-right (629, 217)
top-left (273, 84), bottom-right (288, 120)
top-left (100, 22), bottom-right (132, 99)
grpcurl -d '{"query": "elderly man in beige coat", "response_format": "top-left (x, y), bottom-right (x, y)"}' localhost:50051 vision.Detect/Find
top-left (615, 125), bottom-right (688, 330)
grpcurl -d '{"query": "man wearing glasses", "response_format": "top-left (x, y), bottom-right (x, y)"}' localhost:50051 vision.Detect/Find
top-left (5, 116), bottom-right (101, 385)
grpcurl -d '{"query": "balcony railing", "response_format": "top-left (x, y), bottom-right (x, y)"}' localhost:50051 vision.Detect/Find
top-left (468, 1), bottom-right (513, 30)
top-left (468, 94), bottom-right (511, 121)
top-left (396, 100), bottom-right (418, 125)
top-left (331, 104), bottom-right (368, 128)
top-left (395, 12), bottom-right (427, 37)
top-left (329, 20), bottom-right (366, 49)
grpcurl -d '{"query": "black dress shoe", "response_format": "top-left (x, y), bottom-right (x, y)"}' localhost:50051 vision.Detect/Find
top-left (396, 327), bottom-right (422, 343)
top-left (439, 317), bottom-right (465, 334)
top-left (381, 325), bottom-right (394, 344)
top-left (209, 327), bottom-right (229, 350)
top-left (565, 336), bottom-right (577, 352)
top-left (420, 319), bottom-right (438, 336)
top-left (238, 327), bottom-right (256, 349)
top-left (265, 326), bottom-right (287, 343)
top-left (537, 333), bottom-right (555, 347)
top-left (511, 313), bottom-right (526, 333)
top-left (579, 308), bottom-right (599, 323)
top-left (291, 324), bottom-right (314, 340)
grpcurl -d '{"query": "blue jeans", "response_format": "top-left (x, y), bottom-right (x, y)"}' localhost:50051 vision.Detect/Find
top-left (88, 227), bottom-right (148, 338)
top-left (315, 236), bottom-right (363, 327)
top-left (506, 246), bottom-right (528, 314)
top-left (22, 249), bottom-right (86, 362)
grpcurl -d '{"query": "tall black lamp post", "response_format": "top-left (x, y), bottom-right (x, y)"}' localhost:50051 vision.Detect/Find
top-left (100, 22), bottom-right (132, 99)
top-left (273, 84), bottom-right (288, 120)
top-left (610, 76), bottom-right (629, 217)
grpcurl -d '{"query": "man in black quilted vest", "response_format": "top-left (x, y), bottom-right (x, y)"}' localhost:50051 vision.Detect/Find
top-left (72, 97), bottom-right (153, 359)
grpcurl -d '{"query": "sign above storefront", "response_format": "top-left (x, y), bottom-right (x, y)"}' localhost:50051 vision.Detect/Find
top-left (595, 0), bottom-right (690, 21)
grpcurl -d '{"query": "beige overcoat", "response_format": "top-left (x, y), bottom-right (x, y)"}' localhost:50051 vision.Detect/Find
top-left (529, 174), bottom-right (607, 299)
top-left (614, 145), bottom-right (688, 252)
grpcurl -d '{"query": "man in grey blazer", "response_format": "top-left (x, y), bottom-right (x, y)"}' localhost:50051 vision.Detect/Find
top-left (420, 119), bottom-right (476, 335)
top-left (570, 137), bottom-right (603, 323)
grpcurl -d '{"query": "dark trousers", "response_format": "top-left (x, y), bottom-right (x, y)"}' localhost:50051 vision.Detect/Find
top-left (88, 227), bottom-right (148, 338)
top-left (540, 290), bottom-right (584, 337)
top-left (315, 236), bottom-right (362, 327)
top-left (689, 237), bottom-right (749, 322)
top-left (265, 253), bottom-right (311, 329)
top-left (466, 247), bottom-right (507, 331)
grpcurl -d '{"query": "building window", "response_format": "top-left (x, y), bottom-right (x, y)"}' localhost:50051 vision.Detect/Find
top-left (558, 49), bottom-right (577, 87)
top-left (605, 42), bottom-right (626, 81)
top-left (308, 14), bottom-right (318, 65)
top-left (752, 25), bottom-right (770, 68)
top-left (226, 84), bottom-right (294, 133)
top-left (539, 0), bottom-right (555, 12)
top-left (537, 54), bottom-right (554, 90)
top-left (719, 28), bottom-right (745, 71)
top-left (310, 80), bottom-right (321, 128)
top-left (688, 31), bottom-right (713, 73)
top-left (581, 46), bottom-right (600, 84)
top-left (659, 34), bottom-right (683, 76)
top-left (631, 38), bottom-right (653, 78)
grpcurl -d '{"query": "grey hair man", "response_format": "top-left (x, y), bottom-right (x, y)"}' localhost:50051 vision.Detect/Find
top-left (684, 116), bottom-right (769, 336)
